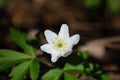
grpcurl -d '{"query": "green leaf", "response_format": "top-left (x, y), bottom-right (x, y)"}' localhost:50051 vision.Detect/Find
top-left (82, 51), bottom-right (89, 60)
top-left (85, 63), bottom-right (94, 74)
top-left (84, 0), bottom-right (101, 8)
top-left (22, 44), bottom-right (36, 57)
top-left (85, 68), bottom-right (91, 74)
top-left (9, 60), bottom-right (32, 80)
top-left (42, 69), bottom-right (63, 80)
top-left (64, 72), bottom-right (79, 80)
top-left (101, 74), bottom-right (110, 80)
top-left (10, 28), bottom-right (36, 56)
top-left (77, 51), bottom-right (89, 60)
top-left (30, 59), bottom-right (40, 80)
top-left (0, 60), bottom-right (23, 71)
top-left (95, 70), bottom-right (102, 75)
top-left (0, 0), bottom-right (7, 7)
top-left (0, 49), bottom-right (32, 59)
top-left (64, 63), bottom-right (84, 74)
top-left (10, 28), bottom-right (27, 43)
top-left (88, 63), bottom-right (94, 71)
top-left (0, 49), bottom-right (32, 71)
top-left (107, 0), bottom-right (119, 13)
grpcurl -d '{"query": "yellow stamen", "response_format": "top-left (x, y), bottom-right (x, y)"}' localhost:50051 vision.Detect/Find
top-left (53, 38), bottom-right (67, 52)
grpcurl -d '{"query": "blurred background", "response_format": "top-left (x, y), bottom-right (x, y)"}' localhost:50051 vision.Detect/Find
top-left (0, 0), bottom-right (120, 80)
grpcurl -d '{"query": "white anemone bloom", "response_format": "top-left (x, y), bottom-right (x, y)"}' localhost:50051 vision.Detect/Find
top-left (40, 24), bottom-right (80, 62)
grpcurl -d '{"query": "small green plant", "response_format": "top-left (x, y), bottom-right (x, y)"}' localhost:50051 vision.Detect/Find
top-left (0, 24), bottom-right (110, 80)
top-left (84, 0), bottom-right (119, 13)
top-left (0, 28), bottom-right (39, 80)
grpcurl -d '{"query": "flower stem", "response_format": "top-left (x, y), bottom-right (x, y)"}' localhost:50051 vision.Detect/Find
top-left (37, 58), bottom-right (55, 67)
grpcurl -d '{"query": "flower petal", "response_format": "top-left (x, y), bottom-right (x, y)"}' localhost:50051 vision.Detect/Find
top-left (58, 24), bottom-right (69, 39)
top-left (51, 53), bottom-right (60, 62)
top-left (40, 44), bottom-right (60, 62)
top-left (69, 34), bottom-right (80, 45)
top-left (40, 44), bottom-right (54, 54)
top-left (45, 30), bottom-right (57, 43)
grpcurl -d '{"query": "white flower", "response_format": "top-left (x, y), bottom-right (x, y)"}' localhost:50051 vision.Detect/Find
top-left (40, 24), bottom-right (80, 62)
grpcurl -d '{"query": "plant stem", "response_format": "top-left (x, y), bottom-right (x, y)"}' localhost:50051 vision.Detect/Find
top-left (37, 58), bottom-right (55, 67)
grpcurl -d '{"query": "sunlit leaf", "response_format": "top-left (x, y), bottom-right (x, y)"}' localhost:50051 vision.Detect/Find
top-left (30, 59), bottom-right (40, 80)
top-left (42, 69), bottom-right (63, 80)
top-left (64, 72), bottom-right (79, 80)
top-left (9, 60), bottom-right (32, 80)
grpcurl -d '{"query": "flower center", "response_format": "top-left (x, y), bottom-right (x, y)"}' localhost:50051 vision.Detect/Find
top-left (53, 38), bottom-right (67, 52)
top-left (57, 43), bottom-right (63, 48)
